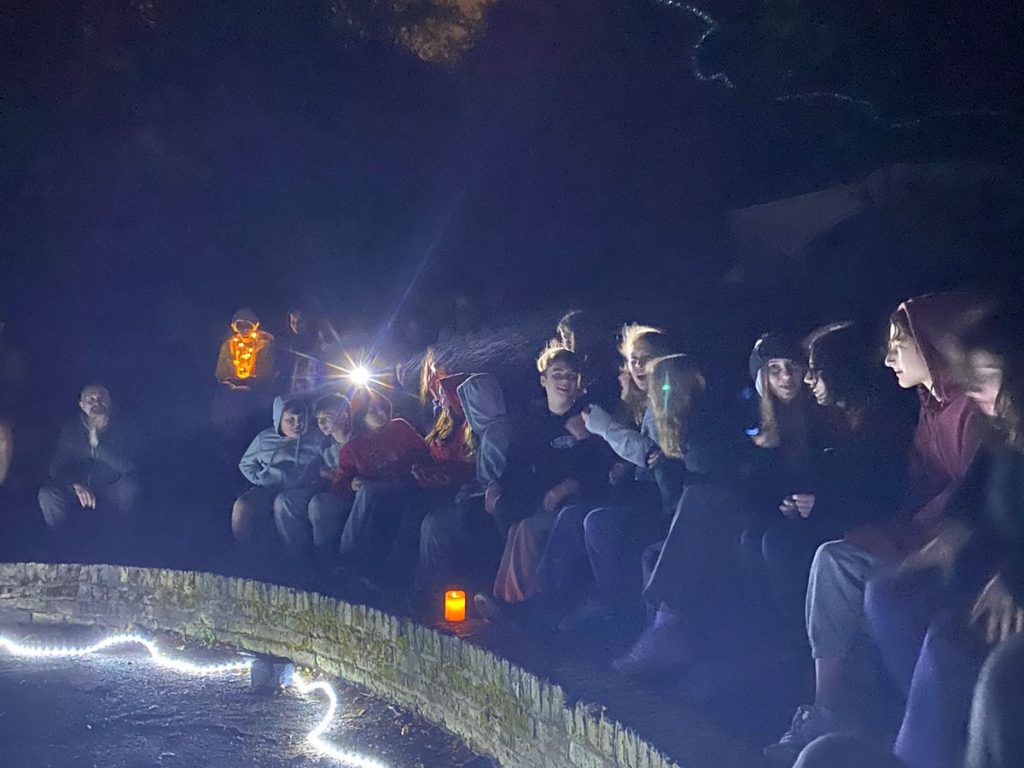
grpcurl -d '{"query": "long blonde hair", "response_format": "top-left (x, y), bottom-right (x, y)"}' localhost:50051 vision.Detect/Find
top-left (647, 354), bottom-right (706, 459)
top-left (619, 323), bottom-right (670, 426)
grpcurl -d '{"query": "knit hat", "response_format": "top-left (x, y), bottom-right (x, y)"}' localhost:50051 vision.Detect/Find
top-left (749, 332), bottom-right (805, 397)
top-left (231, 306), bottom-right (260, 329)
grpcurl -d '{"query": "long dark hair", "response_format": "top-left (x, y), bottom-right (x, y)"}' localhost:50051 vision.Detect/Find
top-left (806, 321), bottom-right (890, 427)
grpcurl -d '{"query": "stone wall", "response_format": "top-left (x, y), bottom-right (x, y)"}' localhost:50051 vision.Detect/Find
top-left (0, 563), bottom-right (680, 768)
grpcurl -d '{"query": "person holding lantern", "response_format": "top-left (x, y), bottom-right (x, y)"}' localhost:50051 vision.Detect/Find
top-left (213, 307), bottom-right (278, 439)
top-left (215, 307), bottom-right (277, 388)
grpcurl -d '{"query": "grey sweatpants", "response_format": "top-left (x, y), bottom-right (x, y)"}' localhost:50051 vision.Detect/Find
top-left (806, 539), bottom-right (886, 659)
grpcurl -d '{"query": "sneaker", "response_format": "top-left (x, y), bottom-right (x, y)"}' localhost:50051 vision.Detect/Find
top-left (474, 593), bottom-right (513, 625)
top-left (557, 596), bottom-right (618, 632)
top-left (611, 607), bottom-right (692, 677)
top-left (763, 704), bottom-right (842, 766)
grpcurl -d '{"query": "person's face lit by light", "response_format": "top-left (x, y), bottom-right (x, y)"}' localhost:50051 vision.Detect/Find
top-left (767, 358), bottom-right (804, 403)
top-left (280, 408), bottom-right (307, 439)
top-left (316, 407), bottom-right (349, 436)
top-left (79, 385), bottom-right (111, 417)
top-left (541, 360), bottom-right (581, 407)
top-left (803, 356), bottom-right (832, 406)
top-left (885, 323), bottom-right (931, 390)
top-left (363, 400), bottom-right (390, 430)
top-left (629, 339), bottom-right (656, 392)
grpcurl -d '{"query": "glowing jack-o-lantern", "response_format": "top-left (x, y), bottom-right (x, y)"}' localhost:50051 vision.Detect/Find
top-left (229, 326), bottom-right (268, 380)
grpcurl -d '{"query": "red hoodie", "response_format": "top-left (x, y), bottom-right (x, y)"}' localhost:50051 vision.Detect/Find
top-left (332, 389), bottom-right (431, 494)
top-left (422, 374), bottom-right (475, 489)
top-left (847, 293), bottom-right (986, 557)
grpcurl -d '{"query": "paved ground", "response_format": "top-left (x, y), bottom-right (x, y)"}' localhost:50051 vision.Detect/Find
top-left (0, 625), bottom-right (495, 768)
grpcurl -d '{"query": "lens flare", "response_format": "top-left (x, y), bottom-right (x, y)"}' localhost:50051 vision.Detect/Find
top-left (349, 366), bottom-right (371, 387)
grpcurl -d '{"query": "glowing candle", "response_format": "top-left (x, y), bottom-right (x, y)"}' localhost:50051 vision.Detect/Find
top-left (444, 590), bottom-right (466, 622)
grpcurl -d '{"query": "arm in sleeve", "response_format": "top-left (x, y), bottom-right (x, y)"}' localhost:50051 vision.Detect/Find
top-left (332, 443), bottom-right (360, 493)
top-left (584, 405), bottom-right (655, 467)
top-left (238, 434), bottom-right (266, 485)
top-left (215, 340), bottom-right (234, 383)
top-left (48, 425), bottom-right (79, 485)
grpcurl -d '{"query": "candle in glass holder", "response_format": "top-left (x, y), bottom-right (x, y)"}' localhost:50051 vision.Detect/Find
top-left (444, 590), bottom-right (466, 622)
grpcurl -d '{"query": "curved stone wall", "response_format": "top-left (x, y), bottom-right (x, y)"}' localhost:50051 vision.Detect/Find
top-left (0, 563), bottom-right (681, 768)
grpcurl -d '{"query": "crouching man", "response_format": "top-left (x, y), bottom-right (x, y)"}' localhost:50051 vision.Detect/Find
top-left (38, 384), bottom-right (140, 549)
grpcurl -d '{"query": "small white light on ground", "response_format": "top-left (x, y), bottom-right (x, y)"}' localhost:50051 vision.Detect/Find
top-left (0, 632), bottom-right (388, 768)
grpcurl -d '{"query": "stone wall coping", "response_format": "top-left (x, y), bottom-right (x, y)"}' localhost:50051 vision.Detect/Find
top-left (0, 562), bottom-right (737, 768)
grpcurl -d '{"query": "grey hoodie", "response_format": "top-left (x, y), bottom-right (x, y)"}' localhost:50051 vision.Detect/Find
top-left (238, 397), bottom-right (323, 490)
top-left (457, 374), bottom-right (513, 485)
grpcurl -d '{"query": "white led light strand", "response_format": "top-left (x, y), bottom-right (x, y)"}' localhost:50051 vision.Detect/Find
top-left (0, 633), bottom-right (388, 768)
top-left (653, 0), bottom-right (1011, 127)
top-left (655, 0), bottom-right (734, 89)
top-left (0, 633), bottom-right (253, 674)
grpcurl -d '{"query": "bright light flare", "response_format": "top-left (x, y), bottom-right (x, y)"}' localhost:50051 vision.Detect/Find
top-left (0, 632), bottom-right (389, 768)
top-left (349, 366), bottom-right (371, 387)
top-left (325, 352), bottom-right (391, 392)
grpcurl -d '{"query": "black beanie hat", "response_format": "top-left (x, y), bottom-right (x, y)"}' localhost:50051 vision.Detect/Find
top-left (749, 332), bottom-right (805, 394)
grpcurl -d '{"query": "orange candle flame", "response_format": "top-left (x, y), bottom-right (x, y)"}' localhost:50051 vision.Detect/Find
top-left (444, 590), bottom-right (466, 622)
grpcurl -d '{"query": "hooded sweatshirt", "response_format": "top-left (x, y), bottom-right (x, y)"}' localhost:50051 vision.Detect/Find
top-left (423, 374), bottom-right (474, 488)
top-left (849, 293), bottom-right (986, 556)
top-left (457, 374), bottom-right (513, 486)
top-left (332, 392), bottom-right (430, 494)
top-left (238, 397), bottom-right (323, 490)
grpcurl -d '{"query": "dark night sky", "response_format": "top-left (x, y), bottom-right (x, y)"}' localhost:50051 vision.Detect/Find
top-left (2, 0), bottom-right (1023, 416)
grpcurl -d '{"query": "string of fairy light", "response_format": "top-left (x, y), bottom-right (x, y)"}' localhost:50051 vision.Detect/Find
top-left (0, 633), bottom-right (388, 768)
top-left (653, 0), bottom-right (1010, 128)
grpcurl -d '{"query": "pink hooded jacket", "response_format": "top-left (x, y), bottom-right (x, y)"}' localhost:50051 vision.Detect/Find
top-left (847, 293), bottom-right (986, 557)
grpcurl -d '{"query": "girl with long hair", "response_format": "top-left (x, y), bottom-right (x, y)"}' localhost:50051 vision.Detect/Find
top-left (768, 294), bottom-right (984, 764)
top-left (551, 353), bottom-right (710, 629)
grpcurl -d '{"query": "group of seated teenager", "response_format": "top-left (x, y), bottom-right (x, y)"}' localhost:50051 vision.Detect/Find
top-left (29, 293), bottom-right (1024, 768)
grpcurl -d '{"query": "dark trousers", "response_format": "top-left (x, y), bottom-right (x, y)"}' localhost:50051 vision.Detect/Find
top-left (338, 480), bottom-right (422, 582)
top-left (584, 505), bottom-right (664, 607)
top-left (866, 566), bottom-right (989, 768)
top-left (968, 633), bottom-right (1024, 768)
top-left (644, 483), bottom-right (750, 616)
top-left (417, 493), bottom-right (502, 593)
top-left (741, 516), bottom-right (838, 635)
top-left (38, 477), bottom-right (139, 533)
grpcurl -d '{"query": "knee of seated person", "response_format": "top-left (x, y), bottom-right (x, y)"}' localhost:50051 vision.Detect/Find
top-left (307, 494), bottom-right (331, 522)
top-left (271, 493), bottom-right (290, 516)
top-left (232, 497), bottom-right (260, 529)
top-left (38, 485), bottom-right (62, 506)
top-left (583, 506), bottom-right (612, 534)
top-left (976, 634), bottom-right (1024, 715)
top-left (811, 539), bottom-right (846, 570)
top-left (760, 525), bottom-right (797, 565)
top-left (795, 733), bottom-right (903, 768)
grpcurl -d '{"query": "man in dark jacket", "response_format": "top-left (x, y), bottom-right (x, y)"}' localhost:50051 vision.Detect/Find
top-left (38, 384), bottom-right (139, 539)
